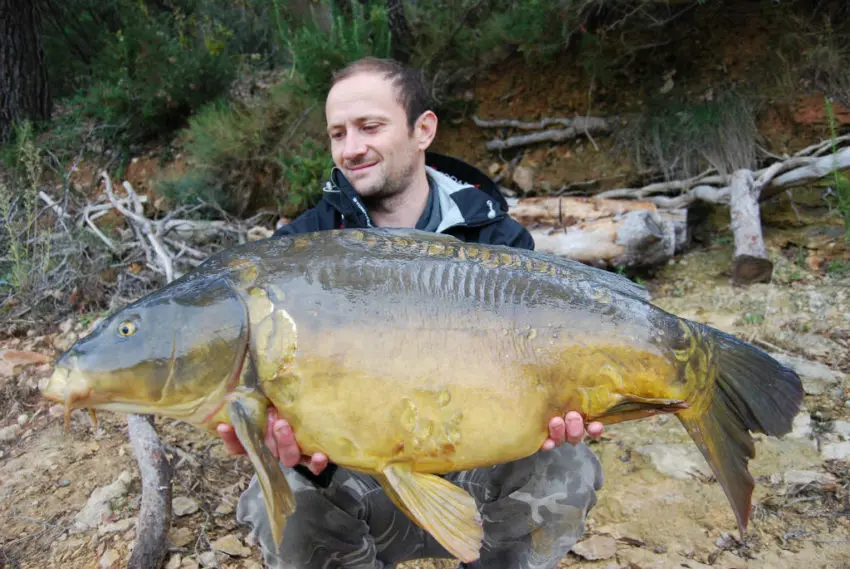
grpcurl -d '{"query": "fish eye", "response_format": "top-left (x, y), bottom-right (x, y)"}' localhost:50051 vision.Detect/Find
top-left (117, 320), bottom-right (137, 337)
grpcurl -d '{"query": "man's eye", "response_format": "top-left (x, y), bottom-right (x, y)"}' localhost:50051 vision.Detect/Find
top-left (330, 132), bottom-right (344, 140)
top-left (363, 124), bottom-right (379, 132)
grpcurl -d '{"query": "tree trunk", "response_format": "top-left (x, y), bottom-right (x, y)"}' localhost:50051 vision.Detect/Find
top-left (386, 0), bottom-right (413, 62)
top-left (0, 0), bottom-right (51, 143)
top-left (728, 169), bottom-right (773, 285)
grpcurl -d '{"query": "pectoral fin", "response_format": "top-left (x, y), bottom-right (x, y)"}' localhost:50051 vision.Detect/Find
top-left (381, 464), bottom-right (483, 563)
top-left (228, 397), bottom-right (295, 551)
top-left (590, 395), bottom-right (690, 425)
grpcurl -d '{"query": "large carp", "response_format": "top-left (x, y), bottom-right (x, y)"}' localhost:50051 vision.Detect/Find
top-left (42, 228), bottom-right (803, 562)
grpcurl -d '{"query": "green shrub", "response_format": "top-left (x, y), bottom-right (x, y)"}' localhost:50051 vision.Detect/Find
top-left (156, 80), bottom-right (329, 217)
top-left (617, 89), bottom-right (761, 180)
top-left (77, 3), bottom-right (238, 145)
top-left (285, 0), bottom-right (393, 103)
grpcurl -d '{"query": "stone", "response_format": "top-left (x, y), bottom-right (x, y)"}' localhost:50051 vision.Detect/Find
top-left (784, 470), bottom-right (837, 487)
top-left (73, 470), bottom-right (133, 531)
top-left (788, 413), bottom-right (813, 439)
top-left (198, 551), bottom-right (219, 568)
top-left (99, 549), bottom-right (121, 569)
top-left (168, 526), bottom-right (195, 548)
top-left (173, 496), bottom-right (200, 517)
top-left (99, 517), bottom-right (137, 535)
top-left (571, 535), bottom-right (617, 560)
top-left (165, 554), bottom-right (182, 569)
top-left (832, 420), bottom-right (850, 438)
top-left (214, 502), bottom-right (234, 516)
top-left (181, 559), bottom-right (201, 569)
top-left (634, 444), bottom-right (712, 480)
top-left (512, 166), bottom-right (535, 193)
top-left (822, 442), bottom-right (850, 461)
top-left (211, 533), bottom-right (251, 557)
top-left (0, 425), bottom-right (20, 442)
top-left (769, 353), bottom-right (844, 395)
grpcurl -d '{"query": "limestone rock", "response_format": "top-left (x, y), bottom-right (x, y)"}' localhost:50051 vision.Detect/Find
top-left (571, 535), bottom-right (617, 560)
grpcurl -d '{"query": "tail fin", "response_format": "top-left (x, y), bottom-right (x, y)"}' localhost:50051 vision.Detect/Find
top-left (677, 323), bottom-right (803, 537)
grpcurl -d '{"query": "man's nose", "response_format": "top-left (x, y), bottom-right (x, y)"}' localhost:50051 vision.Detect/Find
top-left (341, 132), bottom-right (366, 160)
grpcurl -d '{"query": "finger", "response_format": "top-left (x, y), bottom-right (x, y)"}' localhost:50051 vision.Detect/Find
top-left (565, 411), bottom-right (586, 445)
top-left (307, 452), bottom-right (329, 476)
top-left (274, 419), bottom-right (302, 468)
top-left (548, 416), bottom-right (566, 446)
top-left (216, 424), bottom-right (245, 455)
top-left (587, 421), bottom-right (605, 439)
top-left (540, 438), bottom-right (556, 451)
top-left (264, 407), bottom-right (279, 458)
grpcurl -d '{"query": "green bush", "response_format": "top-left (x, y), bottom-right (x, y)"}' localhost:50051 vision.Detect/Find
top-left (156, 80), bottom-right (329, 217)
top-left (617, 89), bottom-right (761, 180)
top-left (76, 3), bottom-right (239, 145)
top-left (285, 0), bottom-right (393, 103)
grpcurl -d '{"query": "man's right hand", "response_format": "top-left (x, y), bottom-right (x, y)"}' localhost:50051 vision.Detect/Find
top-left (217, 407), bottom-right (329, 476)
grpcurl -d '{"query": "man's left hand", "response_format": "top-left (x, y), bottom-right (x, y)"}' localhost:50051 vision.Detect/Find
top-left (541, 411), bottom-right (604, 450)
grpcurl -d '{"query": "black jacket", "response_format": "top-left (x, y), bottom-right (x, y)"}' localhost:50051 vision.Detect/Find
top-left (275, 152), bottom-right (534, 487)
top-left (273, 152), bottom-right (534, 251)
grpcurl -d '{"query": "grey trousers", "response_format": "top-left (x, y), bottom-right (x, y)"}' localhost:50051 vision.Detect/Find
top-left (236, 443), bottom-right (603, 569)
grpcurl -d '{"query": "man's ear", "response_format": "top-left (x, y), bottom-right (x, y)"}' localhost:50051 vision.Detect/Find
top-left (413, 110), bottom-right (438, 150)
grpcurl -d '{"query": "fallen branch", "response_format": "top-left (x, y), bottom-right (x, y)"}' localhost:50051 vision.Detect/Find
top-left (472, 114), bottom-right (583, 130)
top-left (126, 414), bottom-right (172, 569)
top-left (481, 117), bottom-right (615, 151)
top-left (100, 171), bottom-right (175, 569)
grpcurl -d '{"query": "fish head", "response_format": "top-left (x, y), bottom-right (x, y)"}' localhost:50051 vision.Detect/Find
top-left (42, 276), bottom-right (249, 426)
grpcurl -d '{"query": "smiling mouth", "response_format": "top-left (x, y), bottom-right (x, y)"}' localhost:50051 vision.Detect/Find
top-left (347, 162), bottom-right (377, 173)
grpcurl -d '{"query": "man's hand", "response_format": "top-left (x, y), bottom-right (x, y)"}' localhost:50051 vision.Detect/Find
top-left (541, 411), bottom-right (604, 450)
top-left (216, 407), bottom-right (328, 476)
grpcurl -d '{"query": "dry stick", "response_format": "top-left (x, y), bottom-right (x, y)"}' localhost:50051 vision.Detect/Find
top-left (483, 117), bottom-right (614, 151)
top-left (100, 171), bottom-right (174, 569)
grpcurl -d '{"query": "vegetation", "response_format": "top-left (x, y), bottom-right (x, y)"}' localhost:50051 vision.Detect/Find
top-left (2, 0), bottom-right (850, 323)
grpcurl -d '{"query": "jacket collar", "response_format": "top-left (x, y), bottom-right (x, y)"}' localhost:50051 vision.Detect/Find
top-left (321, 153), bottom-right (508, 231)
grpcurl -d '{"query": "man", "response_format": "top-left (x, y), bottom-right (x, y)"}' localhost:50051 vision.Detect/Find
top-left (217, 57), bottom-right (604, 569)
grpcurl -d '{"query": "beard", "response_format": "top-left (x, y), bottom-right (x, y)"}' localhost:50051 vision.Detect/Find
top-left (355, 157), bottom-right (419, 209)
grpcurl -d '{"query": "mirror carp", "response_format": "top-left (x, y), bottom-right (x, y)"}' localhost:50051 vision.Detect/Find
top-left (42, 227), bottom-right (804, 562)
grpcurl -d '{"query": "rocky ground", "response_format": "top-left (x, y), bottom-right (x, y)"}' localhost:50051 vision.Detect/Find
top-left (0, 186), bottom-right (848, 569)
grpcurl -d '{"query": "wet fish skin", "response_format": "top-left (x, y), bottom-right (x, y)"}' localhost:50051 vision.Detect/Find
top-left (41, 227), bottom-right (804, 562)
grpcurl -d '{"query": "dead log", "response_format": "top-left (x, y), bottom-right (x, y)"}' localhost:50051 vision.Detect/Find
top-left (508, 196), bottom-right (656, 228)
top-left (728, 169), bottom-right (773, 285)
top-left (126, 414), bottom-right (172, 569)
top-left (509, 197), bottom-right (687, 268)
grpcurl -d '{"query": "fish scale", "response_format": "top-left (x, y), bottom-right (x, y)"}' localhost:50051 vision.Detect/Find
top-left (42, 227), bottom-right (803, 564)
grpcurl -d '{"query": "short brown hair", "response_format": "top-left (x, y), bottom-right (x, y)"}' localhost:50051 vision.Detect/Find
top-left (330, 57), bottom-right (432, 133)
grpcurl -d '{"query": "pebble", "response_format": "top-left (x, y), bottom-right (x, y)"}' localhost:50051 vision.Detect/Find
top-left (0, 425), bottom-right (20, 442)
top-left (164, 554), bottom-right (182, 569)
top-left (172, 496), bottom-right (200, 517)
top-left (73, 471), bottom-right (133, 531)
top-left (99, 549), bottom-right (121, 569)
top-left (168, 526), bottom-right (194, 548)
top-left (571, 535), bottom-right (617, 560)
top-left (211, 533), bottom-right (251, 557)
top-left (198, 551), bottom-right (219, 568)
top-left (822, 442), bottom-right (850, 461)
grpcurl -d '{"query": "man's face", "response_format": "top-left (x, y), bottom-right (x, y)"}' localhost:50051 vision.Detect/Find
top-left (325, 72), bottom-right (433, 201)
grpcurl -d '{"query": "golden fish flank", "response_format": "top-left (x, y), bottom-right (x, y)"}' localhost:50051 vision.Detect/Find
top-left (41, 227), bottom-right (804, 565)
top-left (393, 391), bottom-right (464, 458)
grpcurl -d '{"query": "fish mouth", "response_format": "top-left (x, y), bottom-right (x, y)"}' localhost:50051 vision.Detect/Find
top-left (42, 366), bottom-right (99, 431)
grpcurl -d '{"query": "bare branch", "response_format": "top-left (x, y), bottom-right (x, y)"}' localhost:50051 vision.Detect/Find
top-left (483, 117), bottom-right (615, 151)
